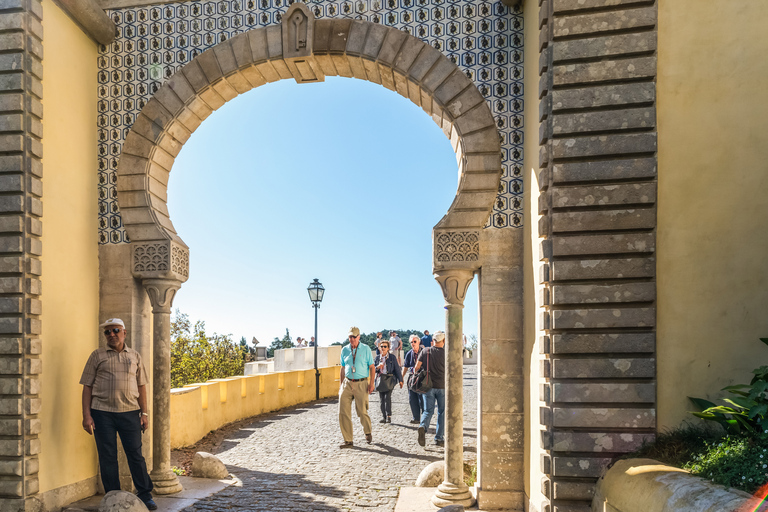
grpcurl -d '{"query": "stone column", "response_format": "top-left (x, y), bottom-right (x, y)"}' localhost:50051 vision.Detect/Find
top-left (432, 269), bottom-right (476, 508)
top-left (143, 278), bottom-right (183, 495)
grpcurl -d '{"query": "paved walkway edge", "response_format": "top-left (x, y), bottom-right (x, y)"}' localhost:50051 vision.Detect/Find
top-left (396, 486), bottom-right (490, 512)
top-left (63, 475), bottom-right (238, 511)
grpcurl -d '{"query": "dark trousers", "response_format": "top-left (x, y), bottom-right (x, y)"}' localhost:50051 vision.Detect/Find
top-left (379, 390), bottom-right (392, 419)
top-left (408, 389), bottom-right (424, 422)
top-left (91, 409), bottom-right (153, 502)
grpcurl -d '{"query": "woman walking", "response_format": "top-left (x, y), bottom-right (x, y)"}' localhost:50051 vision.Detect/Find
top-left (404, 334), bottom-right (425, 424)
top-left (374, 340), bottom-right (403, 423)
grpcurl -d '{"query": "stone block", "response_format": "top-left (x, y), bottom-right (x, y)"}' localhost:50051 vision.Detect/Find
top-left (551, 357), bottom-right (655, 379)
top-left (554, 32), bottom-right (655, 62)
top-left (552, 382), bottom-right (655, 403)
top-left (345, 19), bottom-right (368, 55)
top-left (553, 7), bottom-right (656, 38)
top-left (213, 42), bottom-right (237, 75)
top-left (479, 303), bottom-right (523, 342)
top-left (407, 45), bottom-right (441, 82)
top-left (0, 297), bottom-right (21, 313)
top-left (551, 332), bottom-right (655, 353)
top-left (229, 32), bottom-right (253, 67)
top-left (361, 23), bottom-right (387, 59)
top-left (0, 133), bottom-right (22, 152)
top-left (393, 34), bottom-right (422, 73)
top-left (0, 318), bottom-right (22, 336)
top-left (191, 452), bottom-right (229, 479)
top-left (0, 419), bottom-right (20, 436)
top-left (551, 233), bottom-right (655, 256)
top-left (0, 439), bottom-right (21, 456)
top-left (421, 56), bottom-right (456, 93)
top-left (0, 236), bottom-right (22, 252)
top-left (0, 459), bottom-right (22, 476)
top-left (481, 376), bottom-right (524, 413)
top-left (481, 413), bottom-right (525, 451)
top-left (553, 456), bottom-right (612, 478)
top-left (0, 338), bottom-right (21, 354)
top-left (553, 407), bottom-right (655, 429)
top-left (265, 25), bottom-right (282, 58)
top-left (377, 28), bottom-right (406, 66)
top-left (480, 452), bottom-right (525, 489)
top-left (551, 307), bottom-right (655, 329)
top-left (554, 56), bottom-right (656, 86)
top-left (0, 73), bottom-right (23, 92)
top-left (552, 432), bottom-right (654, 453)
top-left (552, 107), bottom-right (655, 135)
top-left (553, 480), bottom-right (597, 501)
top-left (553, 0), bottom-right (648, 11)
top-left (248, 28), bottom-right (270, 62)
top-left (552, 283), bottom-right (654, 305)
top-left (552, 208), bottom-right (656, 232)
top-left (551, 133), bottom-right (656, 159)
top-left (482, 342), bottom-right (524, 377)
top-left (0, 378), bottom-right (20, 394)
top-left (0, 398), bottom-right (20, 414)
top-left (415, 461), bottom-right (444, 487)
top-left (550, 257), bottom-right (654, 281)
top-left (328, 19), bottom-right (352, 53)
top-left (551, 183), bottom-right (656, 208)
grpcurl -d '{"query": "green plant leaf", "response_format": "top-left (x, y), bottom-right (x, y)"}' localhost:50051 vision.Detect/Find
top-left (723, 397), bottom-right (754, 410)
top-left (689, 397), bottom-right (718, 411)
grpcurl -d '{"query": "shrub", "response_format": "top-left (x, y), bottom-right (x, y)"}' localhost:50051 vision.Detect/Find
top-left (170, 310), bottom-right (246, 388)
top-left (689, 338), bottom-right (768, 435)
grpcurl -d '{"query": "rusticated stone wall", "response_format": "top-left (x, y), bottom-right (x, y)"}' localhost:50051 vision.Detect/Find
top-left (537, 1), bottom-right (658, 511)
top-left (0, 0), bottom-right (44, 509)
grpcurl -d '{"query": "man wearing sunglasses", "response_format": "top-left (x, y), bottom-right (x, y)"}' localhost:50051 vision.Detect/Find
top-left (80, 319), bottom-right (156, 510)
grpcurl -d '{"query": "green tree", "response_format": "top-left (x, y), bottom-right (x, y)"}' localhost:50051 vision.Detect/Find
top-left (170, 310), bottom-right (246, 388)
top-left (267, 328), bottom-right (294, 358)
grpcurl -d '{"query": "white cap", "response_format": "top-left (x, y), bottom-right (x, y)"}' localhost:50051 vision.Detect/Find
top-left (100, 318), bottom-right (125, 329)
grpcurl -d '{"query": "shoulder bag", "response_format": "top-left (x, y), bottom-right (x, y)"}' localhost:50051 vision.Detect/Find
top-left (410, 349), bottom-right (433, 394)
top-left (375, 355), bottom-right (397, 392)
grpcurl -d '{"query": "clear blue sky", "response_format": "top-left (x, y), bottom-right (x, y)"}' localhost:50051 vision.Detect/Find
top-left (168, 76), bottom-right (479, 347)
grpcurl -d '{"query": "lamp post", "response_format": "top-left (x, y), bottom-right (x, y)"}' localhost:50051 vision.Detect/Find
top-left (307, 278), bottom-right (325, 400)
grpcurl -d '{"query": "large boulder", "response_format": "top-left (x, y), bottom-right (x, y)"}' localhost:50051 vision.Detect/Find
top-left (99, 490), bottom-right (147, 512)
top-left (192, 451), bottom-right (229, 479)
top-left (415, 461), bottom-right (444, 487)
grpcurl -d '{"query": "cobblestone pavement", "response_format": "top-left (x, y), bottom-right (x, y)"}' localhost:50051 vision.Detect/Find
top-left (180, 365), bottom-right (477, 512)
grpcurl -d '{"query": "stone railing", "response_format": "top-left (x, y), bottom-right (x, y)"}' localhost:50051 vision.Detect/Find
top-left (593, 459), bottom-right (766, 512)
top-left (170, 366), bottom-right (340, 448)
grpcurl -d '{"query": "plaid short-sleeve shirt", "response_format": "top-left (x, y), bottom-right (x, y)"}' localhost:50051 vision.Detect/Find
top-left (79, 346), bottom-right (149, 413)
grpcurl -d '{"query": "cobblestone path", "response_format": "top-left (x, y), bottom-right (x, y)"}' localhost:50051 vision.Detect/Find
top-left (181, 365), bottom-right (477, 512)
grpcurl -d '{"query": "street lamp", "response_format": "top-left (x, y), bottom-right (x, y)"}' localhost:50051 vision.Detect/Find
top-left (307, 278), bottom-right (325, 400)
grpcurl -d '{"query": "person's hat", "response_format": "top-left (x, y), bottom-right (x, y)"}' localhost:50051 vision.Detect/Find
top-left (100, 318), bottom-right (125, 329)
top-left (433, 331), bottom-right (445, 342)
top-left (348, 326), bottom-right (360, 337)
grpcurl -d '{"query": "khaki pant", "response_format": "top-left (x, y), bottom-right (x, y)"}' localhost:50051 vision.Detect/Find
top-left (338, 379), bottom-right (372, 443)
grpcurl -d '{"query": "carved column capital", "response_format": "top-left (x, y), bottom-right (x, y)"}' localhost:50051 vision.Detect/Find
top-left (434, 269), bottom-right (475, 307)
top-left (142, 278), bottom-right (181, 314)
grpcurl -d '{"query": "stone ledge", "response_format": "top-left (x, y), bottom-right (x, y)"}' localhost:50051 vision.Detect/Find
top-left (54, 0), bottom-right (115, 45)
top-left (593, 458), bottom-right (764, 512)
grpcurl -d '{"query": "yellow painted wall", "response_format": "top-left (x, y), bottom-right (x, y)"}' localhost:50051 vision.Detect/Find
top-left (522, 0), bottom-right (543, 505)
top-left (39, 0), bottom-right (100, 493)
top-left (170, 367), bottom-right (341, 448)
top-left (657, 2), bottom-right (768, 429)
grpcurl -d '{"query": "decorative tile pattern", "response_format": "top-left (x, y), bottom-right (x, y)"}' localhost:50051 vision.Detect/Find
top-left (435, 230), bottom-right (480, 262)
top-left (98, 0), bottom-right (524, 244)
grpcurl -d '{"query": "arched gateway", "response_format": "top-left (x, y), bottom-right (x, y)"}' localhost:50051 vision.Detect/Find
top-left (117, 4), bottom-right (522, 508)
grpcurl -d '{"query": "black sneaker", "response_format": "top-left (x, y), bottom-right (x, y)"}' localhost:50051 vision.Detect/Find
top-left (143, 499), bottom-right (158, 510)
top-left (435, 440), bottom-right (445, 447)
top-left (379, 419), bottom-right (387, 423)
top-left (409, 419), bottom-right (419, 424)
top-left (418, 426), bottom-right (426, 447)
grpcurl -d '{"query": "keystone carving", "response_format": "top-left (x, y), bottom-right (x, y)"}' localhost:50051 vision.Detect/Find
top-left (281, 3), bottom-right (324, 84)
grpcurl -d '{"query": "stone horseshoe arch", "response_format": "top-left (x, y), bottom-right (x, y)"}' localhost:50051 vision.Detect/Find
top-left (115, 4), bottom-right (502, 501)
top-left (117, 4), bottom-right (502, 278)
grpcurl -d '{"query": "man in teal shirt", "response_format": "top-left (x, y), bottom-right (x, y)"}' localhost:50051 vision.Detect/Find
top-left (338, 326), bottom-right (375, 448)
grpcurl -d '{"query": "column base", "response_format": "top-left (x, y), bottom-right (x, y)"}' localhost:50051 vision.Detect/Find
top-left (150, 469), bottom-right (183, 495)
top-left (432, 481), bottom-right (476, 508)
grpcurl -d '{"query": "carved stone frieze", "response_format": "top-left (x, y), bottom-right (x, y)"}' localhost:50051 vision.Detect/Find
top-left (132, 240), bottom-right (189, 282)
top-left (433, 230), bottom-right (481, 271)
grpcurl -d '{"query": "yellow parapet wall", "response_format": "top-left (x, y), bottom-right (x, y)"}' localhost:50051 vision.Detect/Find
top-left (170, 366), bottom-right (341, 448)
